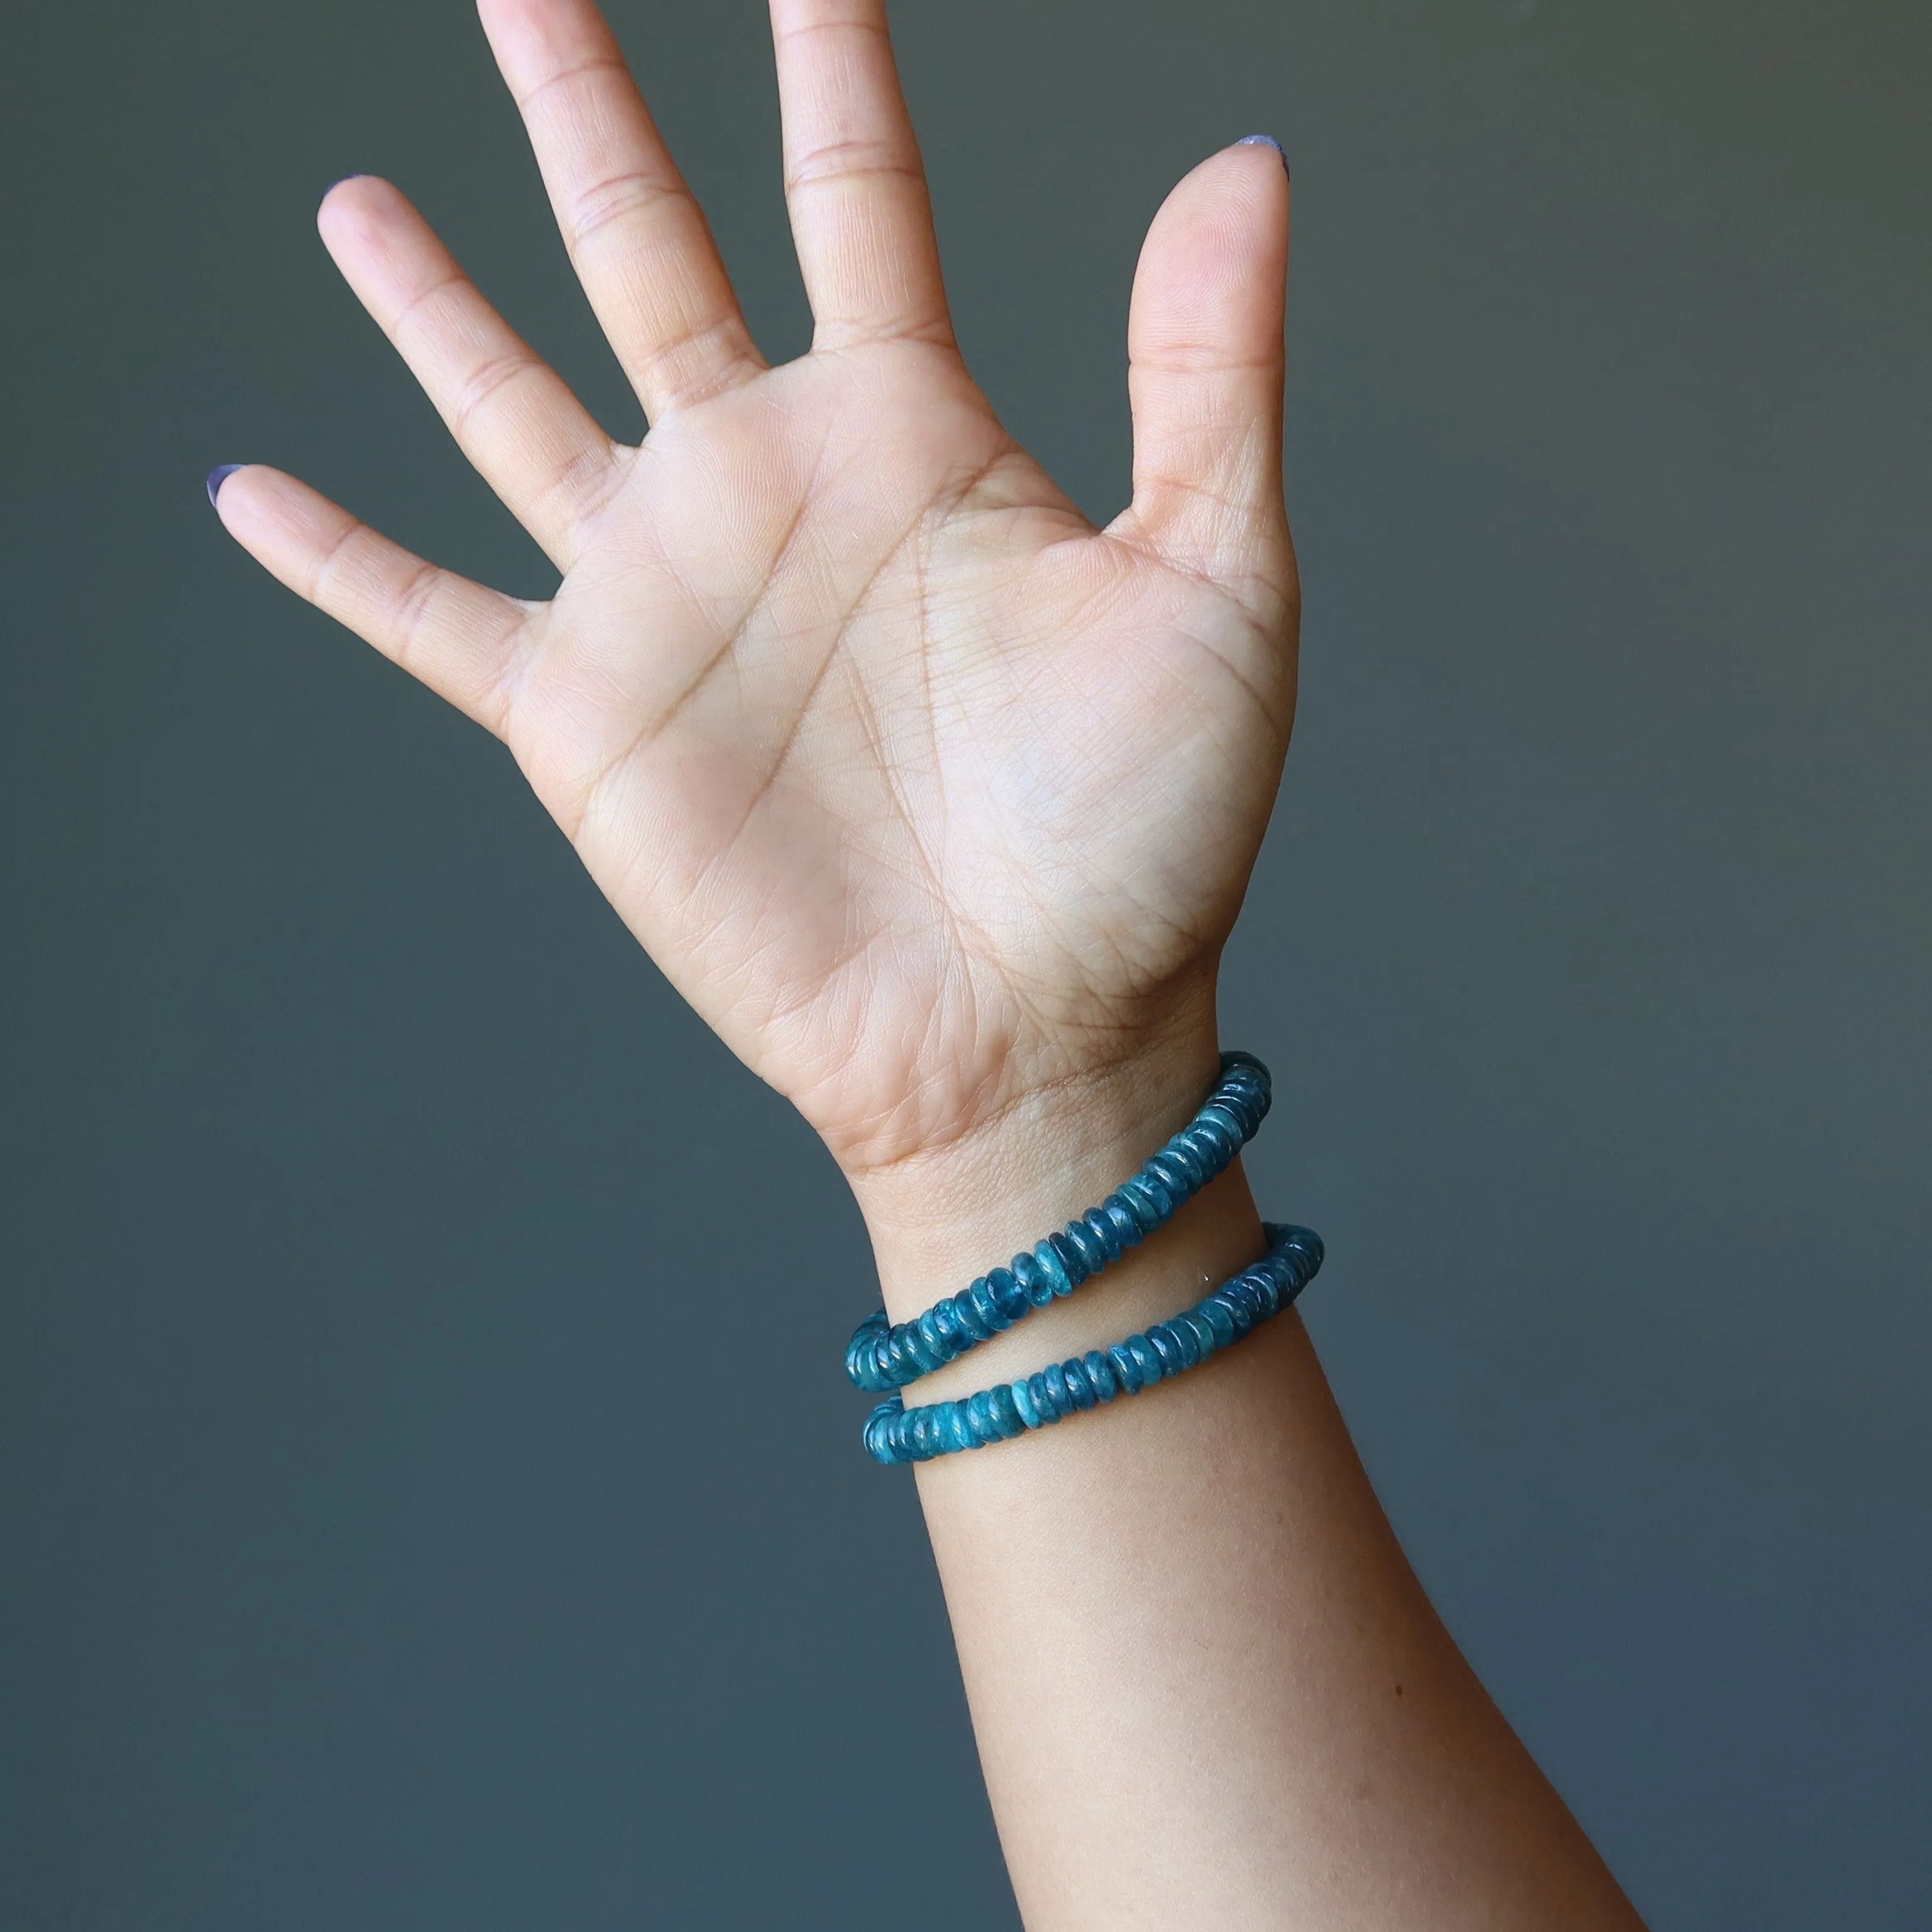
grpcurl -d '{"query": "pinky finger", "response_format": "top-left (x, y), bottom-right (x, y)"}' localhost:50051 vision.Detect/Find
top-left (209, 464), bottom-right (536, 737)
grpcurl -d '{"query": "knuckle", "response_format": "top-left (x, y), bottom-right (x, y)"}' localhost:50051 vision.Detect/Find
top-left (567, 168), bottom-right (682, 252)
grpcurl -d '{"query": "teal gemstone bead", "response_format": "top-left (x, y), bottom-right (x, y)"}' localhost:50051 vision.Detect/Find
top-left (1046, 1229), bottom-right (1089, 1287)
top-left (1041, 1362), bottom-right (1072, 1417)
top-left (1031, 1241), bottom-right (1074, 1299)
top-left (1199, 1297), bottom-right (1237, 1348)
top-left (1012, 1250), bottom-right (1053, 1306)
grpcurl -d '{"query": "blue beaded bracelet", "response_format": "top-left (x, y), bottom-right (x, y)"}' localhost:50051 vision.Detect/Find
top-left (845, 1052), bottom-right (1272, 1394)
top-left (860, 1222), bottom-right (1323, 1465)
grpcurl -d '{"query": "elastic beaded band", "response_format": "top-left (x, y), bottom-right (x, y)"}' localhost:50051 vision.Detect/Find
top-left (860, 1223), bottom-right (1323, 1465)
top-left (845, 1052), bottom-right (1272, 1394)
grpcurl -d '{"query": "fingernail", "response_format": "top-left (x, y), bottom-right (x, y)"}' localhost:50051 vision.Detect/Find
top-left (1236, 134), bottom-right (1289, 175)
top-left (206, 464), bottom-right (244, 508)
top-left (323, 174), bottom-right (370, 196)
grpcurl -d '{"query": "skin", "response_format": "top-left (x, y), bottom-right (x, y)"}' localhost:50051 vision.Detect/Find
top-left (212, 1), bottom-right (1650, 1923)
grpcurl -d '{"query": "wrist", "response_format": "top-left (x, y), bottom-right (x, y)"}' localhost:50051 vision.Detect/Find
top-left (846, 1018), bottom-right (1270, 1397)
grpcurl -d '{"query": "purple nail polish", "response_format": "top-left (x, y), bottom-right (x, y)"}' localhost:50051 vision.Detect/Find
top-left (1236, 133), bottom-right (1289, 175)
top-left (206, 464), bottom-right (244, 508)
top-left (323, 174), bottom-right (370, 196)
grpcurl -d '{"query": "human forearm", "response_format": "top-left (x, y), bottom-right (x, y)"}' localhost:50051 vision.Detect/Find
top-left (853, 1035), bottom-right (1645, 1931)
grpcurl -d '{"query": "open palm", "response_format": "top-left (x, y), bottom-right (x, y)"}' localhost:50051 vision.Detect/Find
top-left (215, 0), bottom-right (1297, 1177)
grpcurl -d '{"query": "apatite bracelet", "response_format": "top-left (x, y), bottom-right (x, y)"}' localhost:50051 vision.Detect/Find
top-left (844, 1052), bottom-right (1272, 1394)
top-left (860, 1221), bottom-right (1323, 1465)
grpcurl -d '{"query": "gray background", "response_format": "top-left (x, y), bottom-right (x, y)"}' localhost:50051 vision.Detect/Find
top-left (3, 1), bottom-right (1927, 1925)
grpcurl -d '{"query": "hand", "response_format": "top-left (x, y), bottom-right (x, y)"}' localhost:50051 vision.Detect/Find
top-left (213, 0), bottom-right (1297, 1196)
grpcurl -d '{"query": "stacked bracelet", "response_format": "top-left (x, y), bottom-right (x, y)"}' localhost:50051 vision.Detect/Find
top-left (845, 1052), bottom-right (1327, 1466)
top-left (861, 1222), bottom-right (1323, 1465)
top-left (845, 1052), bottom-right (1272, 1394)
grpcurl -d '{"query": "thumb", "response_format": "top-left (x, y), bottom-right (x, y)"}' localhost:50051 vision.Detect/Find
top-left (1113, 138), bottom-right (1292, 613)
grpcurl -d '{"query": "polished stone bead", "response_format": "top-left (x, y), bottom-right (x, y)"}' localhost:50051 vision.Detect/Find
top-left (1146, 1147), bottom-right (1200, 1194)
top-left (1011, 1377), bottom-right (1043, 1428)
top-left (1043, 1230), bottom-right (1087, 1288)
top-left (1080, 1208), bottom-right (1126, 1262)
top-left (1082, 1351), bottom-right (1118, 1402)
top-left (1116, 1176), bottom-right (1169, 1230)
top-left (988, 1267), bottom-right (1028, 1321)
top-left (988, 1384), bottom-right (1024, 1438)
top-left (1062, 1218), bottom-right (1109, 1275)
top-left (1178, 1308), bottom-right (1220, 1358)
top-left (1199, 1297), bottom-right (1238, 1348)
top-left (955, 1291), bottom-right (996, 1343)
top-left (968, 1277), bottom-right (1007, 1333)
top-left (1162, 1319), bottom-right (1203, 1370)
top-left (920, 1308), bottom-right (955, 1361)
top-left (1215, 1289), bottom-right (1255, 1338)
top-left (1060, 1358), bottom-right (1096, 1409)
top-left (1041, 1362), bottom-right (1072, 1417)
top-left (1145, 1326), bottom-right (1184, 1375)
top-left (1012, 1250), bottom-right (1053, 1306)
top-left (1031, 1240), bottom-right (1074, 1299)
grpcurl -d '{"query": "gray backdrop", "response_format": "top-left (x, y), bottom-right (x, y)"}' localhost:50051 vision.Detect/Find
top-left (4, 1), bottom-right (1927, 1926)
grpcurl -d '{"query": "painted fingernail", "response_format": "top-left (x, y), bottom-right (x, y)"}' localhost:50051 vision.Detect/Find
top-left (1236, 134), bottom-right (1289, 174)
top-left (206, 464), bottom-right (244, 508)
top-left (323, 174), bottom-right (370, 196)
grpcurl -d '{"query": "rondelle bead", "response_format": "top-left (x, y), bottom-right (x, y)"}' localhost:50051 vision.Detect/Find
top-left (1199, 1297), bottom-right (1238, 1348)
top-left (1107, 1341), bottom-right (1145, 1395)
top-left (988, 1268), bottom-right (1028, 1321)
top-left (956, 1292), bottom-right (996, 1343)
top-left (1079, 1209), bottom-right (1124, 1263)
top-left (988, 1384), bottom-right (1024, 1438)
top-left (1061, 1219), bottom-right (1109, 1275)
top-left (1011, 1378), bottom-right (1043, 1429)
top-left (1046, 1230), bottom-right (1089, 1288)
top-left (1116, 1177), bottom-right (1169, 1230)
top-left (1041, 1362), bottom-right (1072, 1418)
top-left (1082, 1351), bottom-right (1118, 1402)
top-left (1214, 1289), bottom-right (1255, 1338)
top-left (1032, 1241), bottom-right (1074, 1299)
top-left (1145, 1326), bottom-right (1184, 1375)
top-left (1011, 1251), bottom-right (1052, 1306)
top-left (1060, 1358), bottom-right (1096, 1410)
top-left (1148, 1148), bottom-right (1200, 1194)
top-left (1162, 1319), bottom-right (1203, 1370)
top-left (1179, 1309), bottom-right (1220, 1358)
